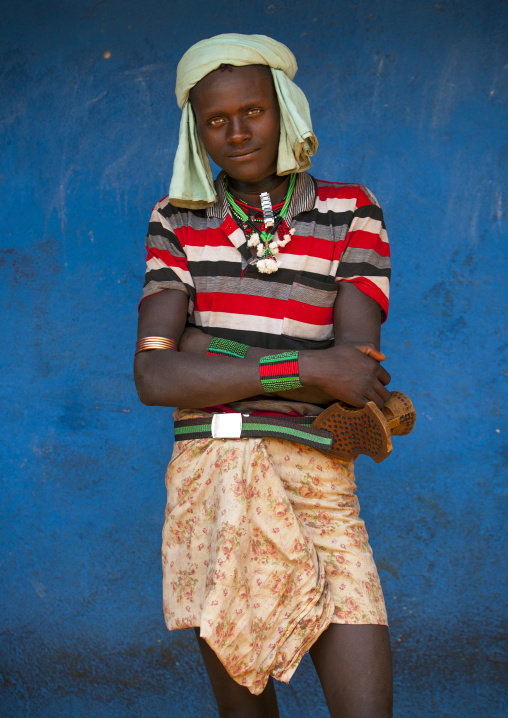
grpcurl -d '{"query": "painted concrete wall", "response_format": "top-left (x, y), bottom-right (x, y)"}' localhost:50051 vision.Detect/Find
top-left (1, 1), bottom-right (506, 716)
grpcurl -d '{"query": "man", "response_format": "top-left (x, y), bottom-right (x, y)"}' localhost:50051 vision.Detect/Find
top-left (135, 34), bottom-right (393, 718)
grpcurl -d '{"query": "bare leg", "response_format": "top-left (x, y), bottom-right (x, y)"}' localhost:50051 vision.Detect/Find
top-left (309, 624), bottom-right (393, 718)
top-left (194, 628), bottom-right (280, 718)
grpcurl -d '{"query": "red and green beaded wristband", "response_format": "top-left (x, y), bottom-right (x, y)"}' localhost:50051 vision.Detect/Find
top-left (259, 351), bottom-right (303, 392)
top-left (207, 336), bottom-right (250, 359)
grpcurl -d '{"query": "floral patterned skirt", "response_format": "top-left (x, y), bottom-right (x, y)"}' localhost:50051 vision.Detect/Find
top-left (162, 412), bottom-right (387, 695)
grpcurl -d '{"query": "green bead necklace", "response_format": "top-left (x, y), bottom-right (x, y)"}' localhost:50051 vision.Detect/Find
top-left (224, 174), bottom-right (296, 273)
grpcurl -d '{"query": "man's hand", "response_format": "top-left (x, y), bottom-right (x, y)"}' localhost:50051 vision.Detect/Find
top-left (300, 343), bottom-right (391, 409)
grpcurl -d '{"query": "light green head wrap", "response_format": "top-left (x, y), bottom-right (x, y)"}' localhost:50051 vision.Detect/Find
top-left (169, 33), bottom-right (318, 209)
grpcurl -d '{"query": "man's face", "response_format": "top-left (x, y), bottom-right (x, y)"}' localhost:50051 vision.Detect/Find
top-left (190, 65), bottom-right (280, 184)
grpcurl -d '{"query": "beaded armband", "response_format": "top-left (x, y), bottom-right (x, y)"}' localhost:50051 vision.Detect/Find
top-left (207, 337), bottom-right (250, 359)
top-left (259, 351), bottom-right (303, 392)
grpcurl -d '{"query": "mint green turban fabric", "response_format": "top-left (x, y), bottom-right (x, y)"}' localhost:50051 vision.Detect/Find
top-left (169, 33), bottom-right (318, 209)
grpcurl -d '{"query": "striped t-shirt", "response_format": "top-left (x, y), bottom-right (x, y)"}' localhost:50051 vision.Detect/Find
top-left (141, 171), bottom-right (391, 351)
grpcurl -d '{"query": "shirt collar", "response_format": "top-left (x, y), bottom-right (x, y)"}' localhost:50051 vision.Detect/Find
top-left (207, 170), bottom-right (316, 225)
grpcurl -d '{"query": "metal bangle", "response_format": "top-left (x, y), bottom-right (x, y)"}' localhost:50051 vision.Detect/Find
top-left (135, 336), bottom-right (178, 355)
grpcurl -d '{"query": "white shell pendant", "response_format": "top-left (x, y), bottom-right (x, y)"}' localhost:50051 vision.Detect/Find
top-left (255, 228), bottom-right (295, 273)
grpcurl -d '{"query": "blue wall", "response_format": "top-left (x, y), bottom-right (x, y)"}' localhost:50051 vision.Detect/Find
top-left (1, 1), bottom-right (506, 716)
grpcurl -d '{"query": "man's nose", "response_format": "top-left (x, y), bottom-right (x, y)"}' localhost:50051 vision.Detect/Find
top-left (226, 116), bottom-right (251, 144)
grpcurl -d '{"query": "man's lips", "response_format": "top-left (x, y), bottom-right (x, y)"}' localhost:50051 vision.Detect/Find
top-left (228, 148), bottom-right (260, 159)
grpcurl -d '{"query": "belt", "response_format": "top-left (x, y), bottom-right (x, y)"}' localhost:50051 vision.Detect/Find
top-left (173, 391), bottom-right (416, 464)
top-left (173, 413), bottom-right (333, 452)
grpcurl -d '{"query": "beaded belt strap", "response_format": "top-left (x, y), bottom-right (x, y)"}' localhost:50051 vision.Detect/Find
top-left (173, 414), bottom-right (333, 452)
top-left (173, 391), bottom-right (416, 463)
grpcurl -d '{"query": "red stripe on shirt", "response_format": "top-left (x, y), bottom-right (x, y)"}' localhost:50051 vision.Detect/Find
top-left (315, 183), bottom-right (360, 201)
top-left (345, 230), bottom-right (390, 256)
top-left (285, 299), bottom-right (334, 325)
top-left (195, 293), bottom-right (286, 319)
top-left (175, 225), bottom-right (238, 248)
top-left (195, 293), bottom-right (335, 326)
top-left (356, 187), bottom-right (376, 208)
top-left (282, 235), bottom-right (338, 260)
top-left (147, 247), bottom-right (188, 270)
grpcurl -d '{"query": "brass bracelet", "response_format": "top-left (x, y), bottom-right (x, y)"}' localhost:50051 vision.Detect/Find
top-left (135, 336), bottom-right (178, 355)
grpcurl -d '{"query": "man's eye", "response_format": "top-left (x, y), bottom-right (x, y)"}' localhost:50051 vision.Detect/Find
top-left (208, 118), bottom-right (226, 126)
top-left (246, 108), bottom-right (263, 116)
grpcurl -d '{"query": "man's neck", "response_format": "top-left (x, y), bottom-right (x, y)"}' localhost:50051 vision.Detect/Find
top-left (226, 173), bottom-right (290, 208)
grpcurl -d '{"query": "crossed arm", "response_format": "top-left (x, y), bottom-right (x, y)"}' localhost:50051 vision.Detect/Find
top-left (133, 281), bottom-right (391, 410)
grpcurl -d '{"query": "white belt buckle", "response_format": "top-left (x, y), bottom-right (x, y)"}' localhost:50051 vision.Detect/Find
top-left (211, 413), bottom-right (243, 439)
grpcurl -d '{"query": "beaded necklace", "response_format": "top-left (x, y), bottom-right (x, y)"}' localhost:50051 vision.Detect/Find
top-left (224, 174), bottom-right (296, 273)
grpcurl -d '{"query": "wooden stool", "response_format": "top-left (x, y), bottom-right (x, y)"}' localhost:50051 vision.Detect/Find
top-left (312, 391), bottom-right (416, 463)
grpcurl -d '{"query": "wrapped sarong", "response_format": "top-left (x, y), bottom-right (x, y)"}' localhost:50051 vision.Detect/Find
top-left (162, 410), bottom-right (387, 694)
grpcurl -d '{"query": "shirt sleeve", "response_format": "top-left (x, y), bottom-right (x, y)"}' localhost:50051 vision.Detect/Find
top-left (139, 201), bottom-right (196, 315)
top-left (335, 185), bottom-right (391, 321)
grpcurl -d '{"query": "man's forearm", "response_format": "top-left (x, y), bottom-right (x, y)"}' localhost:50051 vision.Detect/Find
top-left (178, 327), bottom-right (334, 404)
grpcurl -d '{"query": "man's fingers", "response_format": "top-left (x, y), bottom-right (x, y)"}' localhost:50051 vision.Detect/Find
top-left (375, 382), bottom-right (392, 403)
top-left (346, 393), bottom-right (368, 409)
top-left (356, 344), bottom-right (386, 362)
top-left (377, 366), bottom-right (391, 386)
top-left (365, 389), bottom-right (384, 410)
top-left (364, 382), bottom-right (391, 409)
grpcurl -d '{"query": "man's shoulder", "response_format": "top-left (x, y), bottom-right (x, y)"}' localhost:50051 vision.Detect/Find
top-left (151, 194), bottom-right (171, 212)
top-left (313, 179), bottom-right (380, 208)
top-left (151, 195), bottom-right (189, 215)
top-left (150, 195), bottom-right (209, 225)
